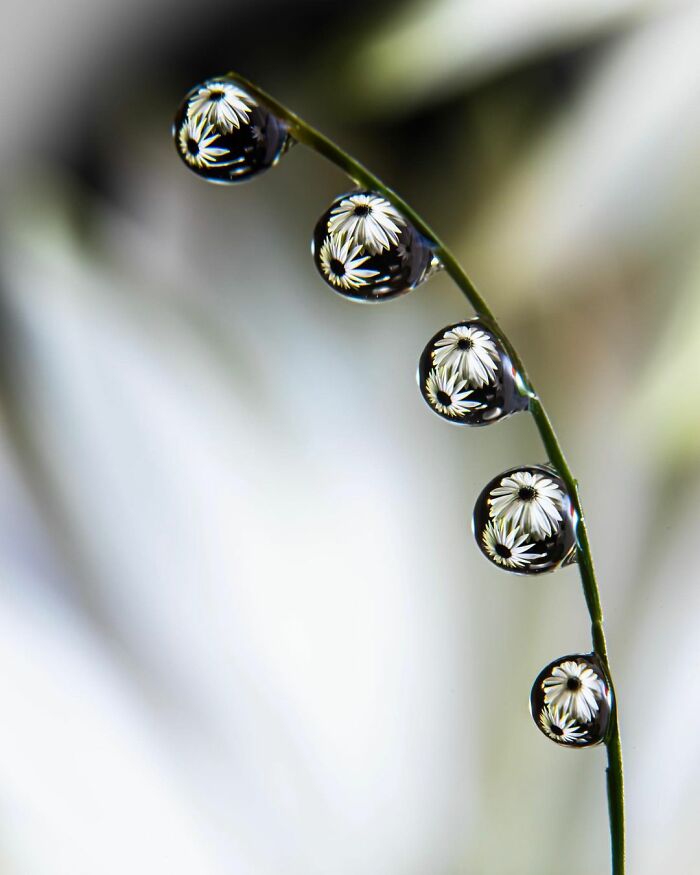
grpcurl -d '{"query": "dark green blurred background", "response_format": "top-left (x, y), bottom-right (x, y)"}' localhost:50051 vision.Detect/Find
top-left (1, 1), bottom-right (698, 873)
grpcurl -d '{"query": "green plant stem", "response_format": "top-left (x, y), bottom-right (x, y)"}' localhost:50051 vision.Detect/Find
top-left (228, 71), bottom-right (625, 874)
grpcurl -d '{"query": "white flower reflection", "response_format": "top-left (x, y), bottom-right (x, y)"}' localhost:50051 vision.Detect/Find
top-left (178, 115), bottom-right (229, 169)
top-left (538, 705), bottom-right (586, 744)
top-left (432, 324), bottom-right (500, 388)
top-left (189, 80), bottom-right (256, 132)
top-left (543, 660), bottom-right (605, 723)
top-left (481, 518), bottom-right (543, 569)
top-left (328, 194), bottom-right (405, 254)
top-left (488, 469), bottom-right (563, 540)
top-left (425, 366), bottom-right (481, 418)
top-left (319, 234), bottom-right (379, 291)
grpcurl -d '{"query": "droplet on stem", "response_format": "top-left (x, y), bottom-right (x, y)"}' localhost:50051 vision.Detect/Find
top-left (472, 464), bottom-right (577, 574)
top-left (418, 319), bottom-right (529, 425)
top-left (173, 76), bottom-right (291, 183)
top-left (530, 653), bottom-right (612, 747)
top-left (311, 191), bottom-right (437, 301)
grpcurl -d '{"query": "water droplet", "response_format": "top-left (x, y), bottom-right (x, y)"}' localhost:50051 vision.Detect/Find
top-left (530, 653), bottom-right (612, 747)
top-left (418, 320), bottom-right (529, 425)
top-left (311, 191), bottom-right (436, 301)
top-left (173, 77), bottom-right (290, 183)
top-left (472, 464), bottom-right (577, 574)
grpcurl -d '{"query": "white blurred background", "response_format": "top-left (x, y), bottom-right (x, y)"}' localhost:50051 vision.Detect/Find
top-left (1, 1), bottom-right (699, 872)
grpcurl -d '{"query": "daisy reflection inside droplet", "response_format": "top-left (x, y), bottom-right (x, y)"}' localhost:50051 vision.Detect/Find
top-left (542, 659), bottom-right (606, 722)
top-left (531, 654), bottom-right (612, 748)
top-left (538, 705), bottom-right (587, 744)
top-left (318, 235), bottom-right (379, 291)
top-left (328, 193), bottom-right (404, 254)
top-left (480, 518), bottom-right (545, 569)
top-left (189, 79), bottom-right (256, 132)
top-left (173, 75), bottom-right (290, 183)
top-left (472, 464), bottom-right (576, 574)
top-left (178, 114), bottom-right (229, 170)
top-left (312, 190), bottom-right (437, 301)
top-left (425, 367), bottom-right (482, 418)
top-left (432, 324), bottom-right (500, 388)
top-left (488, 469), bottom-right (564, 540)
top-left (418, 320), bottom-right (529, 426)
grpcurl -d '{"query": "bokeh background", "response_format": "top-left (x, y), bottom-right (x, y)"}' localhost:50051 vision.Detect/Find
top-left (1, 0), bottom-right (699, 872)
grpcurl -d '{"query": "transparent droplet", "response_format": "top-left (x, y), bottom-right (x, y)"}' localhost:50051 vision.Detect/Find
top-left (173, 76), bottom-right (290, 183)
top-left (530, 653), bottom-right (612, 748)
top-left (472, 464), bottom-right (577, 574)
top-left (418, 319), bottom-right (529, 425)
top-left (311, 191), bottom-right (437, 302)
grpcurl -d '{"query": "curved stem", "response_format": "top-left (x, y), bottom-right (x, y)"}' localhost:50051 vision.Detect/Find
top-left (228, 71), bottom-right (625, 874)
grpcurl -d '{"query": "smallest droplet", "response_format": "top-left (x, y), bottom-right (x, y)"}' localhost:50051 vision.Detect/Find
top-left (173, 76), bottom-right (291, 183)
top-left (418, 319), bottom-right (529, 426)
top-left (530, 653), bottom-right (612, 748)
